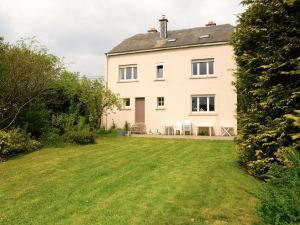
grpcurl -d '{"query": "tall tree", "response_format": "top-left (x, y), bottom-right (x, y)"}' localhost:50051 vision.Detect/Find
top-left (232, 0), bottom-right (300, 176)
top-left (0, 39), bottom-right (62, 130)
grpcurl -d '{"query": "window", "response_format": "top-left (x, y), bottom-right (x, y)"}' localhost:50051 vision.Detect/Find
top-left (192, 60), bottom-right (214, 76)
top-left (119, 65), bottom-right (137, 81)
top-left (156, 64), bottom-right (164, 79)
top-left (123, 98), bottom-right (130, 109)
top-left (191, 96), bottom-right (215, 112)
top-left (157, 97), bottom-right (164, 108)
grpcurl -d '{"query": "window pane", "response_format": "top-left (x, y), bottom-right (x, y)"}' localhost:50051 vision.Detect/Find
top-left (199, 97), bottom-right (207, 111)
top-left (157, 65), bottom-right (163, 78)
top-left (192, 62), bottom-right (198, 75)
top-left (123, 98), bottom-right (130, 107)
top-left (192, 97), bottom-right (197, 112)
top-left (120, 68), bottom-right (125, 80)
top-left (158, 97), bottom-right (164, 106)
top-left (209, 97), bottom-right (215, 111)
top-left (209, 61), bottom-right (214, 74)
top-left (133, 67), bottom-right (137, 79)
top-left (126, 67), bottom-right (132, 79)
top-left (199, 62), bottom-right (207, 75)
top-left (126, 99), bottom-right (130, 107)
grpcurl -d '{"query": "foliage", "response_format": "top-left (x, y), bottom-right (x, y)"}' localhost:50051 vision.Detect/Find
top-left (110, 119), bottom-right (117, 131)
top-left (62, 129), bottom-right (96, 145)
top-left (79, 77), bottom-right (121, 129)
top-left (124, 121), bottom-right (130, 132)
top-left (0, 37), bottom-right (121, 151)
top-left (0, 38), bottom-right (62, 130)
top-left (16, 103), bottom-right (51, 138)
top-left (232, 0), bottom-right (300, 176)
top-left (0, 128), bottom-right (41, 161)
top-left (258, 150), bottom-right (300, 225)
top-left (40, 128), bottom-right (64, 148)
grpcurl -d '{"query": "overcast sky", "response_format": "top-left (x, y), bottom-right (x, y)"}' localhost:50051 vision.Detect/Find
top-left (0, 0), bottom-right (244, 78)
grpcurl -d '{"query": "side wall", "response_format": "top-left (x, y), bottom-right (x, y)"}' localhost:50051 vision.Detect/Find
top-left (105, 44), bottom-right (237, 135)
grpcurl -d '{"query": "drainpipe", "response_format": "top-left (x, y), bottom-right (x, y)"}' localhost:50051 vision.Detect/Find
top-left (105, 53), bottom-right (109, 131)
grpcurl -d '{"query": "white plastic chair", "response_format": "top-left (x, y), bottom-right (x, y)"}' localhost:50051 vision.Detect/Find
top-left (174, 121), bottom-right (183, 135)
top-left (182, 120), bottom-right (192, 135)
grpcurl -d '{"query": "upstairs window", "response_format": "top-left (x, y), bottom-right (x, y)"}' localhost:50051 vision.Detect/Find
top-left (156, 64), bottom-right (164, 79)
top-left (191, 95), bottom-right (215, 112)
top-left (157, 97), bottom-right (165, 108)
top-left (119, 65), bottom-right (137, 81)
top-left (192, 59), bottom-right (214, 76)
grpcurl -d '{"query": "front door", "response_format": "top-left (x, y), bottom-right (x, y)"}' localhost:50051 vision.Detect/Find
top-left (135, 98), bottom-right (145, 123)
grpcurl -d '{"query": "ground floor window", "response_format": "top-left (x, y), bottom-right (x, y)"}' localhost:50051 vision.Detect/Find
top-left (123, 98), bottom-right (130, 109)
top-left (191, 95), bottom-right (215, 112)
top-left (157, 97), bottom-right (165, 108)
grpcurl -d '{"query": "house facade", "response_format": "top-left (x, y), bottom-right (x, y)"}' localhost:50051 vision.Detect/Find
top-left (105, 16), bottom-right (237, 135)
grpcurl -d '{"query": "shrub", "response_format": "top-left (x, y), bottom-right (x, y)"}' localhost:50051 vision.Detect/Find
top-left (258, 150), bottom-right (300, 225)
top-left (40, 128), bottom-right (64, 147)
top-left (124, 121), bottom-right (130, 132)
top-left (63, 129), bottom-right (96, 145)
top-left (16, 103), bottom-right (51, 138)
top-left (0, 128), bottom-right (41, 161)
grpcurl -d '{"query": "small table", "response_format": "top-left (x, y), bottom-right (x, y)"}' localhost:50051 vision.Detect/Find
top-left (196, 125), bottom-right (213, 136)
top-left (221, 126), bottom-right (233, 136)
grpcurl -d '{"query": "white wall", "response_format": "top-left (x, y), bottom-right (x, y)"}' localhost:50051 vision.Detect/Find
top-left (105, 44), bottom-right (237, 135)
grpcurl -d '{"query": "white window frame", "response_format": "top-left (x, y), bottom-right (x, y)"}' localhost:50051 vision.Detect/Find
top-left (157, 97), bottom-right (165, 108)
top-left (122, 98), bottom-right (131, 109)
top-left (119, 65), bottom-right (138, 81)
top-left (191, 59), bottom-right (214, 77)
top-left (191, 95), bottom-right (215, 113)
top-left (155, 63), bottom-right (164, 80)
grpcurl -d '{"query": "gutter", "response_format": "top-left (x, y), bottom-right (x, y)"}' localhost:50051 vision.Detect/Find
top-left (106, 41), bottom-right (229, 57)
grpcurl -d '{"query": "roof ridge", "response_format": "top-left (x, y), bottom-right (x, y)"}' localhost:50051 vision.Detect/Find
top-left (135, 23), bottom-right (234, 36)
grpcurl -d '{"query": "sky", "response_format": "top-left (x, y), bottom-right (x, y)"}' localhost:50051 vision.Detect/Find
top-left (0, 0), bottom-right (244, 79)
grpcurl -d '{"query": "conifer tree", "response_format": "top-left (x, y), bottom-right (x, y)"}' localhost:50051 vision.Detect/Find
top-left (232, 0), bottom-right (300, 176)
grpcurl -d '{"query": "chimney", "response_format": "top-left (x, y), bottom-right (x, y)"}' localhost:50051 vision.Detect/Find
top-left (159, 15), bottom-right (168, 39)
top-left (206, 20), bottom-right (216, 27)
top-left (148, 27), bottom-right (158, 33)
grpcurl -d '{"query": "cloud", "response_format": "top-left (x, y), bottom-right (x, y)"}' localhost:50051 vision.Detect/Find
top-left (0, 0), bottom-right (244, 78)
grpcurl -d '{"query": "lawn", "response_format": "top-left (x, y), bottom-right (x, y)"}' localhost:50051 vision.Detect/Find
top-left (0, 137), bottom-right (262, 225)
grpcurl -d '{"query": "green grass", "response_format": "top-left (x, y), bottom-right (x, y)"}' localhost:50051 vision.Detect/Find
top-left (0, 137), bottom-right (262, 225)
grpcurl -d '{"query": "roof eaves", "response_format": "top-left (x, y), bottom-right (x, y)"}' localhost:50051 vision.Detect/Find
top-left (106, 41), bottom-right (230, 56)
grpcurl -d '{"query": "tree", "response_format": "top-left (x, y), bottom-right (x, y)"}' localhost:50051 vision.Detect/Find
top-left (0, 38), bottom-right (62, 130)
top-left (232, 0), bottom-right (300, 176)
top-left (79, 77), bottom-right (121, 129)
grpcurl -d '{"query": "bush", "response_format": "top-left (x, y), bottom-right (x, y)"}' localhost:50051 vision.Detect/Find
top-left (16, 103), bottom-right (51, 138)
top-left (0, 128), bottom-right (41, 161)
top-left (40, 128), bottom-right (64, 147)
top-left (258, 150), bottom-right (300, 225)
top-left (63, 129), bottom-right (96, 145)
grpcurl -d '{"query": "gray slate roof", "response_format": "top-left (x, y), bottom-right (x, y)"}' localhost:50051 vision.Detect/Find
top-left (108, 24), bottom-right (234, 54)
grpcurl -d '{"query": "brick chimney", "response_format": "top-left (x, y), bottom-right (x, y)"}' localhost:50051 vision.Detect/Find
top-left (159, 15), bottom-right (168, 39)
top-left (206, 20), bottom-right (216, 27)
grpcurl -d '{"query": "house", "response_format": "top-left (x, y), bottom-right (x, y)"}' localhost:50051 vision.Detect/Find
top-left (105, 16), bottom-right (237, 136)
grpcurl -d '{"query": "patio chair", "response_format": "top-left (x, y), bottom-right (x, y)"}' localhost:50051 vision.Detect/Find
top-left (174, 121), bottom-right (183, 135)
top-left (182, 119), bottom-right (192, 135)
